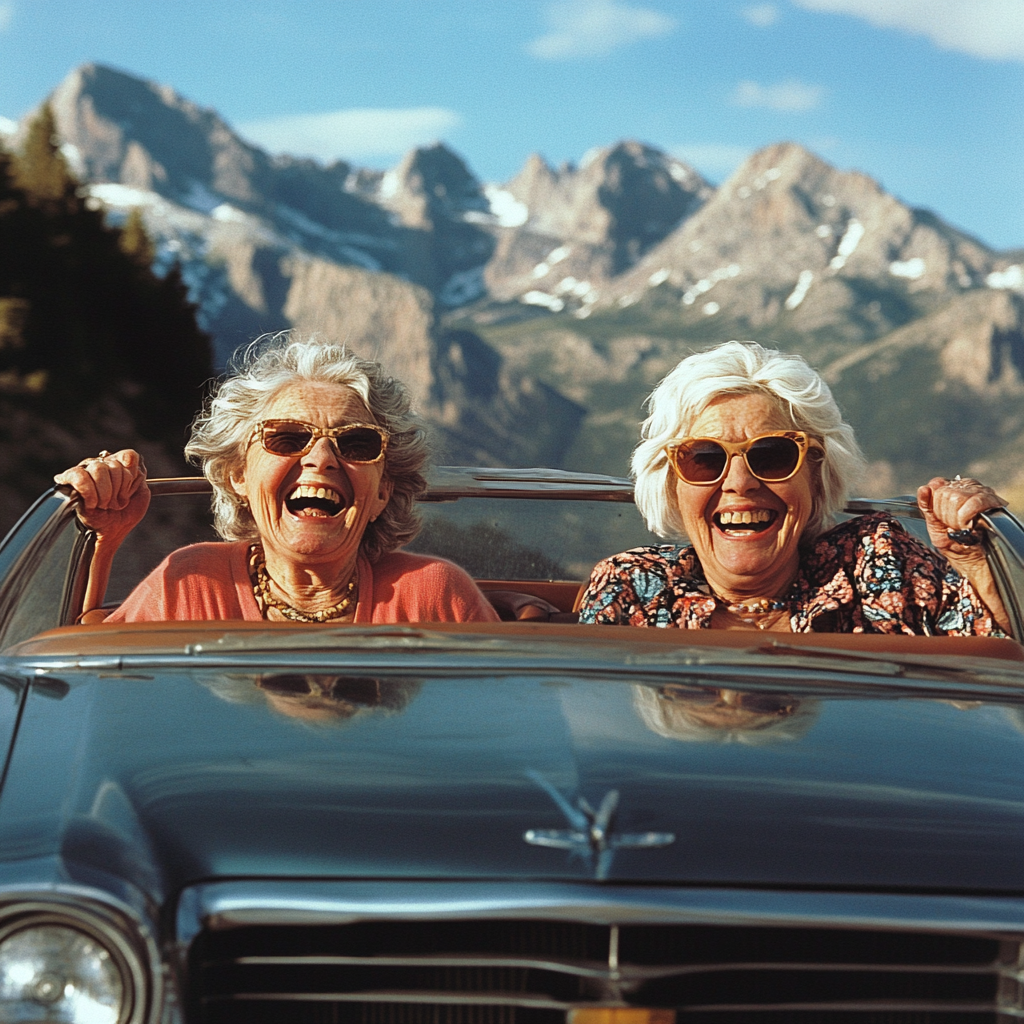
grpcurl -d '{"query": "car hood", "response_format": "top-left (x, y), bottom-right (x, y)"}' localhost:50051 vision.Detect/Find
top-left (1, 665), bottom-right (1023, 901)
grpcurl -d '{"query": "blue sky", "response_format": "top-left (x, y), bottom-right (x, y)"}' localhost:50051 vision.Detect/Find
top-left (0, 0), bottom-right (1021, 248)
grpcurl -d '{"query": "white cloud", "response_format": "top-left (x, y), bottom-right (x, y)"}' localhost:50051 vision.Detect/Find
top-left (671, 143), bottom-right (751, 179)
top-left (528, 0), bottom-right (676, 59)
top-left (237, 107), bottom-right (463, 163)
top-left (732, 79), bottom-right (825, 111)
top-left (742, 4), bottom-right (780, 27)
top-left (0, 2), bottom-right (14, 32)
top-left (791, 0), bottom-right (1024, 61)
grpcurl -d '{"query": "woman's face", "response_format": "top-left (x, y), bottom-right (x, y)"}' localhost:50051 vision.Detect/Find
top-left (229, 382), bottom-right (392, 572)
top-left (674, 392), bottom-right (816, 600)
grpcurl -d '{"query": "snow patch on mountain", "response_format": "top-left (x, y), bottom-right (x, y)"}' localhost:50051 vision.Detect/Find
top-left (890, 258), bottom-right (926, 280)
top-left (482, 185), bottom-right (528, 227)
top-left (521, 290), bottom-right (565, 312)
top-left (987, 265), bottom-right (1023, 291)
top-left (830, 219), bottom-right (864, 270)
top-left (785, 270), bottom-right (815, 309)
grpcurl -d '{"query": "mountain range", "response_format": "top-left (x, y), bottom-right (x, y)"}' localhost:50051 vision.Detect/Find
top-left (5, 63), bottom-right (1023, 500)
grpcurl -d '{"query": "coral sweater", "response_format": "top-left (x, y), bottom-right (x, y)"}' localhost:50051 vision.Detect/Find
top-left (106, 541), bottom-right (499, 624)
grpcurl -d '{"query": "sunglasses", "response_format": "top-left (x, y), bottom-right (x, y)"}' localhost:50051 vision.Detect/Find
top-left (250, 420), bottom-right (388, 463)
top-left (666, 431), bottom-right (821, 486)
top-left (658, 686), bottom-right (796, 716)
top-left (257, 675), bottom-right (383, 704)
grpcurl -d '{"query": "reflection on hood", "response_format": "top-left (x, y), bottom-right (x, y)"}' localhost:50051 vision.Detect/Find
top-left (632, 683), bottom-right (819, 745)
top-left (198, 673), bottom-right (422, 724)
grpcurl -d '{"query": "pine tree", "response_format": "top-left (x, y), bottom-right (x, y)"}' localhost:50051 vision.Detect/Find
top-left (0, 106), bottom-right (213, 447)
top-left (119, 207), bottom-right (155, 265)
top-left (12, 104), bottom-right (77, 207)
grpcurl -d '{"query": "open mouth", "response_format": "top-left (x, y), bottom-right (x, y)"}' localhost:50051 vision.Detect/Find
top-left (285, 484), bottom-right (344, 518)
top-left (713, 509), bottom-right (778, 534)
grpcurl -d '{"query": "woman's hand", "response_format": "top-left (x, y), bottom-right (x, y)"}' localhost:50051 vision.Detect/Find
top-left (54, 449), bottom-right (151, 544)
top-left (917, 476), bottom-right (1006, 562)
top-left (918, 475), bottom-right (1010, 632)
top-left (54, 449), bottom-right (152, 618)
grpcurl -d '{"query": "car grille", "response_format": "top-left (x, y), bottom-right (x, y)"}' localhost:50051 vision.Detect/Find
top-left (188, 919), bottom-right (1022, 1023)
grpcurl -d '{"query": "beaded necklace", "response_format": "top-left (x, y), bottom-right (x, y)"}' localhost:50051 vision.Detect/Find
top-left (248, 545), bottom-right (358, 623)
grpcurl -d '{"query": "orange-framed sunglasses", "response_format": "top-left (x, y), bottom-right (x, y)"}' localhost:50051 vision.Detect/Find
top-left (248, 420), bottom-right (389, 463)
top-left (665, 431), bottom-right (822, 486)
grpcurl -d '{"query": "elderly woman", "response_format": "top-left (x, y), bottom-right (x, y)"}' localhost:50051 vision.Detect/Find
top-left (55, 336), bottom-right (498, 624)
top-left (580, 341), bottom-right (1010, 635)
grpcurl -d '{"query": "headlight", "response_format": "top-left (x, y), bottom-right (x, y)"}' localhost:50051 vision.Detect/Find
top-left (0, 908), bottom-right (148, 1024)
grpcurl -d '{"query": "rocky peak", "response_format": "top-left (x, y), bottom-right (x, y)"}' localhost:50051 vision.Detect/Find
top-left (47, 63), bottom-right (272, 208)
top-left (606, 141), bottom-right (998, 336)
top-left (380, 143), bottom-right (488, 230)
top-left (484, 141), bottom-right (710, 303)
top-left (504, 139), bottom-right (709, 255)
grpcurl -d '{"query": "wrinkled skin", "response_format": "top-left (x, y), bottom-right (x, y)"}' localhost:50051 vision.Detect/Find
top-left (228, 382), bottom-right (392, 612)
top-left (673, 393), bottom-right (816, 607)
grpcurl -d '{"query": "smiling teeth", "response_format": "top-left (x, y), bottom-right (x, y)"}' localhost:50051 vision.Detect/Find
top-left (289, 485), bottom-right (341, 503)
top-left (719, 510), bottom-right (773, 524)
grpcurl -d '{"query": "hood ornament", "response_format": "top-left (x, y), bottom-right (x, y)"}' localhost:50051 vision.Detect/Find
top-left (524, 771), bottom-right (675, 880)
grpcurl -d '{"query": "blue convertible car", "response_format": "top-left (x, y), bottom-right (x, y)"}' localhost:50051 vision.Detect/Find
top-left (0, 469), bottom-right (1021, 1023)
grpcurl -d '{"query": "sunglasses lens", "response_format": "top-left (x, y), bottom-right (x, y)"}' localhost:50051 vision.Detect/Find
top-left (262, 424), bottom-right (314, 455)
top-left (678, 441), bottom-right (728, 482)
top-left (259, 674), bottom-right (313, 695)
top-left (260, 423), bottom-right (384, 461)
top-left (335, 428), bottom-right (384, 462)
top-left (745, 436), bottom-right (801, 480)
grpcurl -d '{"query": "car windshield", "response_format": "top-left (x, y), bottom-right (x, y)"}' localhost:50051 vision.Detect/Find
top-left (3, 469), bottom-right (1022, 649)
top-left (99, 475), bottom-right (663, 604)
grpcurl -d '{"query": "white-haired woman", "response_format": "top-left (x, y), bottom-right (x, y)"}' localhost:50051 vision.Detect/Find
top-left (55, 336), bottom-right (498, 624)
top-left (579, 341), bottom-right (1009, 635)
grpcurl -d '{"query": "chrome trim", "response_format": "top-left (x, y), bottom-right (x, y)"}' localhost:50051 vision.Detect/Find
top-left (215, 991), bottom-right (573, 1008)
top-left (0, 889), bottom-right (162, 1024)
top-left (175, 881), bottom-right (1024, 946)
top-left (144, 469), bottom-right (639, 503)
top-left (225, 952), bottom-right (1007, 979)
top-left (422, 466), bottom-right (635, 502)
top-left (0, 493), bottom-right (85, 643)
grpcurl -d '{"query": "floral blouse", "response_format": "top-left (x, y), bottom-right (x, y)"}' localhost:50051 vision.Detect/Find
top-left (578, 513), bottom-right (1003, 636)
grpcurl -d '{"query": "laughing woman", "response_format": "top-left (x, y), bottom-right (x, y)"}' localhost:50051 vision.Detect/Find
top-left (55, 336), bottom-right (498, 624)
top-left (579, 341), bottom-right (1010, 635)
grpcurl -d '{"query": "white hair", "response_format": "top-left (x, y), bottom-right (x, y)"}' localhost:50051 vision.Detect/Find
top-left (632, 685), bottom-right (820, 745)
top-left (185, 334), bottom-right (428, 561)
top-left (632, 341), bottom-right (866, 541)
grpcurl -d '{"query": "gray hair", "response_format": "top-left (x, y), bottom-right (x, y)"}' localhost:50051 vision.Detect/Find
top-left (185, 334), bottom-right (428, 562)
top-left (632, 341), bottom-right (866, 541)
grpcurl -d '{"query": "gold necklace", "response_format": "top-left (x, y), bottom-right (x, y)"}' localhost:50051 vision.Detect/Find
top-left (248, 545), bottom-right (358, 623)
